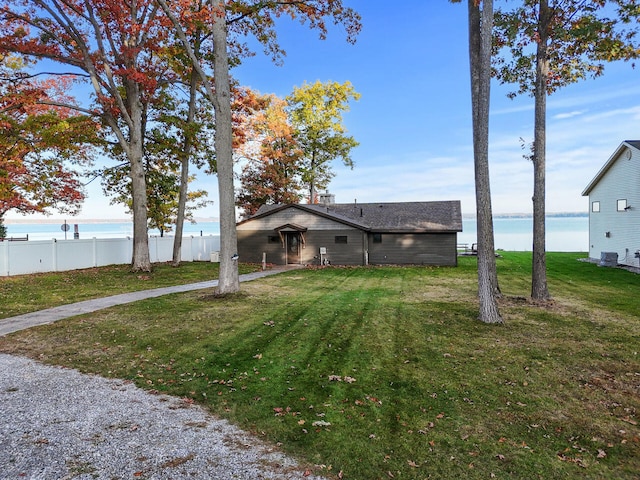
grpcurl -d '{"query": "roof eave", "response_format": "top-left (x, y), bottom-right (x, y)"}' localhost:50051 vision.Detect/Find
top-left (237, 204), bottom-right (371, 231)
top-left (582, 141), bottom-right (639, 196)
top-left (237, 204), bottom-right (290, 226)
top-left (378, 228), bottom-right (462, 233)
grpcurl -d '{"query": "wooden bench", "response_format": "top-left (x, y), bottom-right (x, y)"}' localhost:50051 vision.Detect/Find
top-left (457, 242), bottom-right (477, 255)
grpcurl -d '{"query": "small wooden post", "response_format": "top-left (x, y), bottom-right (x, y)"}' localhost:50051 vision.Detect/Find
top-left (262, 252), bottom-right (266, 271)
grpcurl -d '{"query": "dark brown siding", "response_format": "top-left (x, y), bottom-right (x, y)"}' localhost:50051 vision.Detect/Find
top-left (305, 230), bottom-right (365, 266)
top-left (237, 231), bottom-right (286, 264)
top-left (367, 233), bottom-right (458, 266)
top-left (237, 229), bottom-right (366, 265)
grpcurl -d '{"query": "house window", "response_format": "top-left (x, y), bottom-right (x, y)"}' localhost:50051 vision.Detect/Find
top-left (617, 199), bottom-right (628, 212)
top-left (335, 235), bottom-right (348, 244)
top-left (592, 201), bottom-right (600, 213)
top-left (268, 235), bottom-right (280, 244)
top-left (372, 233), bottom-right (382, 243)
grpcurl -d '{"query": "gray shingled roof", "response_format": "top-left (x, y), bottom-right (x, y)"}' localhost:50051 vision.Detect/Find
top-left (244, 201), bottom-right (462, 233)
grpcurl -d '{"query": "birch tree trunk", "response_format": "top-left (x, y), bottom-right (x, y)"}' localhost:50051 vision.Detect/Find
top-left (468, 0), bottom-right (502, 323)
top-left (531, 0), bottom-right (551, 301)
top-left (212, 0), bottom-right (239, 293)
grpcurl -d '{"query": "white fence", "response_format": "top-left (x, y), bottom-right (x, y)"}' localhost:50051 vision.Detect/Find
top-left (0, 235), bottom-right (220, 277)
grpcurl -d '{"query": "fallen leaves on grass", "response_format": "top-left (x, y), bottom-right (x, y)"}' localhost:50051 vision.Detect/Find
top-left (557, 452), bottom-right (587, 468)
top-left (328, 375), bottom-right (356, 383)
top-left (312, 420), bottom-right (332, 427)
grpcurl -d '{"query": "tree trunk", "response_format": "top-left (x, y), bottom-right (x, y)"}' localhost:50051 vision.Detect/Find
top-left (212, 0), bottom-right (240, 294)
top-left (468, 0), bottom-right (503, 324)
top-left (532, 0), bottom-right (551, 301)
top-left (127, 81), bottom-right (151, 272)
top-left (308, 154), bottom-right (317, 203)
top-left (309, 184), bottom-right (316, 204)
top-left (155, 0), bottom-right (238, 290)
top-left (172, 69), bottom-right (199, 266)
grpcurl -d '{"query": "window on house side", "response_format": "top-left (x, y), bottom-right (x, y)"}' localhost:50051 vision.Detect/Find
top-left (335, 236), bottom-right (348, 244)
top-left (372, 233), bottom-right (382, 243)
top-left (617, 199), bottom-right (628, 212)
top-left (592, 201), bottom-right (600, 213)
top-left (268, 235), bottom-right (280, 244)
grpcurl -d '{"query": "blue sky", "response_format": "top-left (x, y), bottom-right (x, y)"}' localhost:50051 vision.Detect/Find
top-left (8, 1), bottom-right (640, 220)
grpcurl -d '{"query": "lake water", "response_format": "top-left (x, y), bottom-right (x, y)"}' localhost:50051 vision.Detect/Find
top-left (4, 215), bottom-right (589, 252)
top-left (458, 216), bottom-right (589, 252)
top-left (3, 221), bottom-right (220, 242)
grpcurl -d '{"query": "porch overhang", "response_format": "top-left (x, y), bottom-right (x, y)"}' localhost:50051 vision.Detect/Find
top-left (274, 223), bottom-right (308, 247)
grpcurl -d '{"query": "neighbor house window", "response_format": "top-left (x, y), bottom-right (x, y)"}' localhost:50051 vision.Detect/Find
top-left (592, 201), bottom-right (600, 213)
top-left (335, 235), bottom-right (348, 244)
top-left (617, 199), bottom-right (628, 211)
top-left (268, 235), bottom-right (280, 244)
top-left (372, 233), bottom-right (382, 243)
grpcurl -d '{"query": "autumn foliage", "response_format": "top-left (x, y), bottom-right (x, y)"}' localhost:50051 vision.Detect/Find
top-left (0, 0), bottom-right (361, 272)
top-left (236, 93), bottom-right (304, 216)
top-left (0, 59), bottom-right (100, 217)
top-left (236, 81), bottom-right (360, 216)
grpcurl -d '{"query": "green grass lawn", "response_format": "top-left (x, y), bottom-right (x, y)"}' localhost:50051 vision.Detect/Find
top-left (1, 253), bottom-right (638, 479)
top-left (0, 261), bottom-right (260, 319)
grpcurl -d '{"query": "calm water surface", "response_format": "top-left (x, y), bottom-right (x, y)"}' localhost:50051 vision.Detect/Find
top-left (5, 216), bottom-right (588, 252)
top-left (3, 221), bottom-right (220, 241)
top-left (459, 216), bottom-right (588, 252)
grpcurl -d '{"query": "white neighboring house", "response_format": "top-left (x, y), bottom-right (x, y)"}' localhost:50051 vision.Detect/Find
top-left (582, 140), bottom-right (640, 268)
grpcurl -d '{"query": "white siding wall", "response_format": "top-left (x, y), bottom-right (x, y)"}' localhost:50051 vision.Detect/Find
top-left (588, 146), bottom-right (640, 267)
top-left (237, 208), bottom-right (354, 231)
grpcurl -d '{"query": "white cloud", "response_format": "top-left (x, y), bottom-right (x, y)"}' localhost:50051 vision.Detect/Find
top-left (553, 110), bottom-right (586, 120)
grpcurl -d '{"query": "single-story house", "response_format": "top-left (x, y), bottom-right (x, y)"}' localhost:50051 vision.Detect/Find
top-left (582, 140), bottom-right (640, 268)
top-left (236, 198), bottom-right (463, 266)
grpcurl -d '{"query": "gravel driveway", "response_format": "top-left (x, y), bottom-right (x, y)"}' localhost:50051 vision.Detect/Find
top-left (0, 353), bottom-right (323, 479)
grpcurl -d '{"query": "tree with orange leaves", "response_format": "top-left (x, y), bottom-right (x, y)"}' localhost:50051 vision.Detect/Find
top-left (0, 57), bottom-right (100, 226)
top-left (0, 0), bottom-right (175, 271)
top-left (0, 0), bottom-right (360, 281)
top-left (236, 93), bottom-right (303, 216)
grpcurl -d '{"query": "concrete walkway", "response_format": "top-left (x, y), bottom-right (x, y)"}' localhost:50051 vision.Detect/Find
top-left (0, 267), bottom-right (294, 337)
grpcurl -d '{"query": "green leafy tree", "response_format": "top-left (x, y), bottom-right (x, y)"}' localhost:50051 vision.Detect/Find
top-left (493, 0), bottom-right (640, 300)
top-left (146, 67), bottom-right (215, 262)
top-left (287, 80), bottom-right (360, 203)
top-left (146, 168), bottom-right (211, 237)
top-left (101, 159), bottom-right (211, 237)
top-left (0, 218), bottom-right (6, 240)
top-left (100, 85), bottom-right (214, 239)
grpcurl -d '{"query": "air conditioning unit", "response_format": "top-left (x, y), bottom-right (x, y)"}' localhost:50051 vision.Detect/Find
top-left (599, 251), bottom-right (617, 267)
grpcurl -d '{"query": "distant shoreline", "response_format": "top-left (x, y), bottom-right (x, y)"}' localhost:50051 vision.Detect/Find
top-left (4, 213), bottom-right (587, 224)
top-left (463, 212), bottom-right (588, 220)
top-left (4, 217), bottom-right (220, 225)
